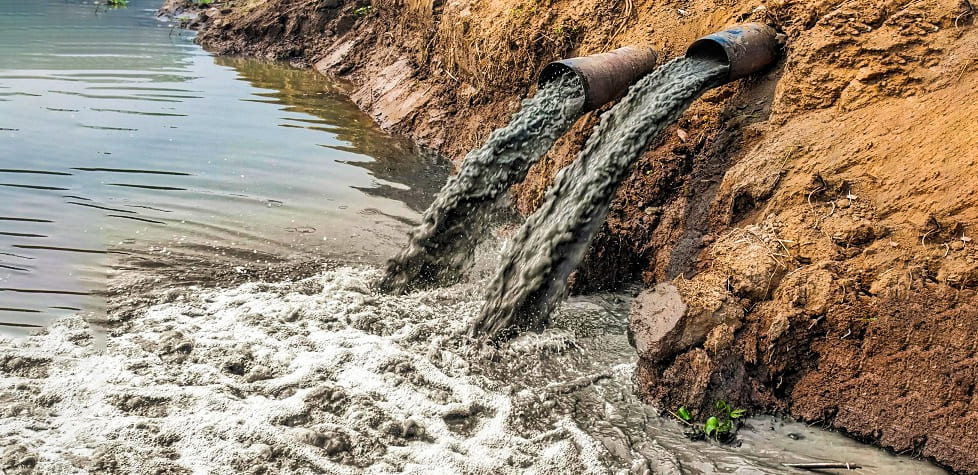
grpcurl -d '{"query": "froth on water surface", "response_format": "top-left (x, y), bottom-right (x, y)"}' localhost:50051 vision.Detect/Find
top-left (0, 264), bottom-right (946, 473)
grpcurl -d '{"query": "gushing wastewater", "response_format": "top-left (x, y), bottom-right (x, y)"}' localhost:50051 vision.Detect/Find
top-left (472, 57), bottom-right (729, 339)
top-left (0, 265), bottom-right (943, 473)
top-left (379, 74), bottom-right (585, 294)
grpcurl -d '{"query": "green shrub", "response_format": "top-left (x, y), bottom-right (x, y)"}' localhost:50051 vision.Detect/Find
top-left (673, 400), bottom-right (746, 443)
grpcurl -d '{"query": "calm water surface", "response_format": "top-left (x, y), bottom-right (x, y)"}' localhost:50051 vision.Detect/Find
top-left (0, 0), bottom-right (449, 333)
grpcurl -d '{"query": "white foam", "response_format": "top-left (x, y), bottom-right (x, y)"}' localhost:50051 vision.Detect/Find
top-left (0, 265), bottom-right (616, 473)
top-left (1, 265), bottom-right (944, 474)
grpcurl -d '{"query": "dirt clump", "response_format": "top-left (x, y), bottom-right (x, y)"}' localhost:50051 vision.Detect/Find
top-left (629, 273), bottom-right (744, 364)
top-left (164, 0), bottom-right (978, 470)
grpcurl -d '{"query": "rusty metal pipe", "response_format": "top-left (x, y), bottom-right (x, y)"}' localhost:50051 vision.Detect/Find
top-left (686, 23), bottom-right (779, 81)
top-left (538, 46), bottom-right (658, 112)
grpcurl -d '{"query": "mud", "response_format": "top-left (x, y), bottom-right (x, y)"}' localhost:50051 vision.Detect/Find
top-left (163, 0), bottom-right (978, 471)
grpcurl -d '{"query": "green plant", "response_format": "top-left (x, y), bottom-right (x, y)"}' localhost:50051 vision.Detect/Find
top-left (672, 401), bottom-right (746, 443)
top-left (509, 3), bottom-right (539, 17)
top-left (354, 5), bottom-right (375, 16)
top-left (705, 400), bottom-right (746, 439)
top-left (551, 22), bottom-right (580, 38)
top-left (194, 0), bottom-right (214, 5)
top-left (676, 406), bottom-right (692, 422)
top-left (106, 0), bottom-right (129, 6)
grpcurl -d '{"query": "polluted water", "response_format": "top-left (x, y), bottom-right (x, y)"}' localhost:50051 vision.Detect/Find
top-left (0, 264), bottom-right (945, 473)
top-left (473, 57), bottom-right (730, 339)
top-left (379, 73), bottom-right (585, 294)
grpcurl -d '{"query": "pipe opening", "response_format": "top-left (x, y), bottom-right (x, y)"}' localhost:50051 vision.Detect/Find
top-left (538, 62), bottom-right (590, 109)
top-left (539, 62), bottom-right (577, 86)
top-left (684, 23), bottom-right (779, 82)
top-left (685, 39), bottom-right (730, 68)
top-left (537, 46), bottom-right (657, 112)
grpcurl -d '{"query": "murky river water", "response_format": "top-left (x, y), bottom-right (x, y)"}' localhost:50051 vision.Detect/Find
top-left (0, 0), bottom-right (448, 333)
top-left (0, 1), bottom-right (949, 473)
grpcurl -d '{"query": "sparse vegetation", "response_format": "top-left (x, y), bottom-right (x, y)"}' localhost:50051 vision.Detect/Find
top-left (106, 0), bottom-right (129, 6)
top-left (509, 5), bottom-right (538, 17)
top-left (673, 401), bottom-right (746, 443)
top-left (354, 5), bottom-right (376, 16)
top-left (550, 21), bottom-right (580, 39)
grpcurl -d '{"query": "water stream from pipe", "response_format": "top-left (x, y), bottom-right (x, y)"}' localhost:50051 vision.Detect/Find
top-left (473, 57), bottom-right (729, 337)
top-left (379, 74), bottom-right (584, 294)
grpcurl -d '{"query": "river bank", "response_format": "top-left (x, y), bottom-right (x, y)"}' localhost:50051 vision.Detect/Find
top-left (161, 0), bottom-right (977, 472)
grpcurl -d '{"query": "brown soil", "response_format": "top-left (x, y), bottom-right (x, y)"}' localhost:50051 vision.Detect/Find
top-left (162, 0), bottom-right (978, 471)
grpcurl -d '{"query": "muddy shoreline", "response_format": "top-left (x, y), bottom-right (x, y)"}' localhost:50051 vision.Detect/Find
top-left (160, 0), bottom-right (977, 472)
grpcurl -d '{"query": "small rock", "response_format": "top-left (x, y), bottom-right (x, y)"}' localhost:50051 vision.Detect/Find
top-left (628, 274), bottom-right (743, 363)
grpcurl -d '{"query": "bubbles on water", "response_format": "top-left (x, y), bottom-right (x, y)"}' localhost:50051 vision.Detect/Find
top-left (0, 263), bottom-right (953, 473)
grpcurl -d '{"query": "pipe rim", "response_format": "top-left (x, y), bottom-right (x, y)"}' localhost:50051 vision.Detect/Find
top-left (538, 62), bottom-right (591, 109)
top-left (685, 39), bottom-right (731, 68)
top-left (685, 23), bottom-right (779, 81)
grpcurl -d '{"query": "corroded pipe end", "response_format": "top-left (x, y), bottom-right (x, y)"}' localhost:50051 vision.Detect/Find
top-left (686, 23), bottom-right (779, 81)
top-left (538, 46), bottom-right (658, 112)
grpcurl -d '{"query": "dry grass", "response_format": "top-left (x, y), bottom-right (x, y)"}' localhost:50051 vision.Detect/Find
top-left (430, 2), bottom-right (576, 92)
top-left (406, 0), bottom-right (434, 15)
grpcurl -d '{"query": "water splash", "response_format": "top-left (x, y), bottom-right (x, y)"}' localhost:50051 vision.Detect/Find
top-left (0, 265), bottom-right (944, 473)
top-left (379, 74), bottom-right (585, 293)
top-left (472, 57), bottom-right (730, 338)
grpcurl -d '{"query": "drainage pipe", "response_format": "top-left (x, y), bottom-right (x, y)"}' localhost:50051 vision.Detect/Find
top-left (686, 23), bottom-right (779, 81)
top-left (538, 46), bottom-right (658, 112)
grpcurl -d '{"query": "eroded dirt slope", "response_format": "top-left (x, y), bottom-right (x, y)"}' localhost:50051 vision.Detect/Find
top-left (165, 0), bottom-right (978, 471)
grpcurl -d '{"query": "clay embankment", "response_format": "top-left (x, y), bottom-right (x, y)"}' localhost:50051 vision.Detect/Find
top-left (166, 0), bottom-right (978, 471)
